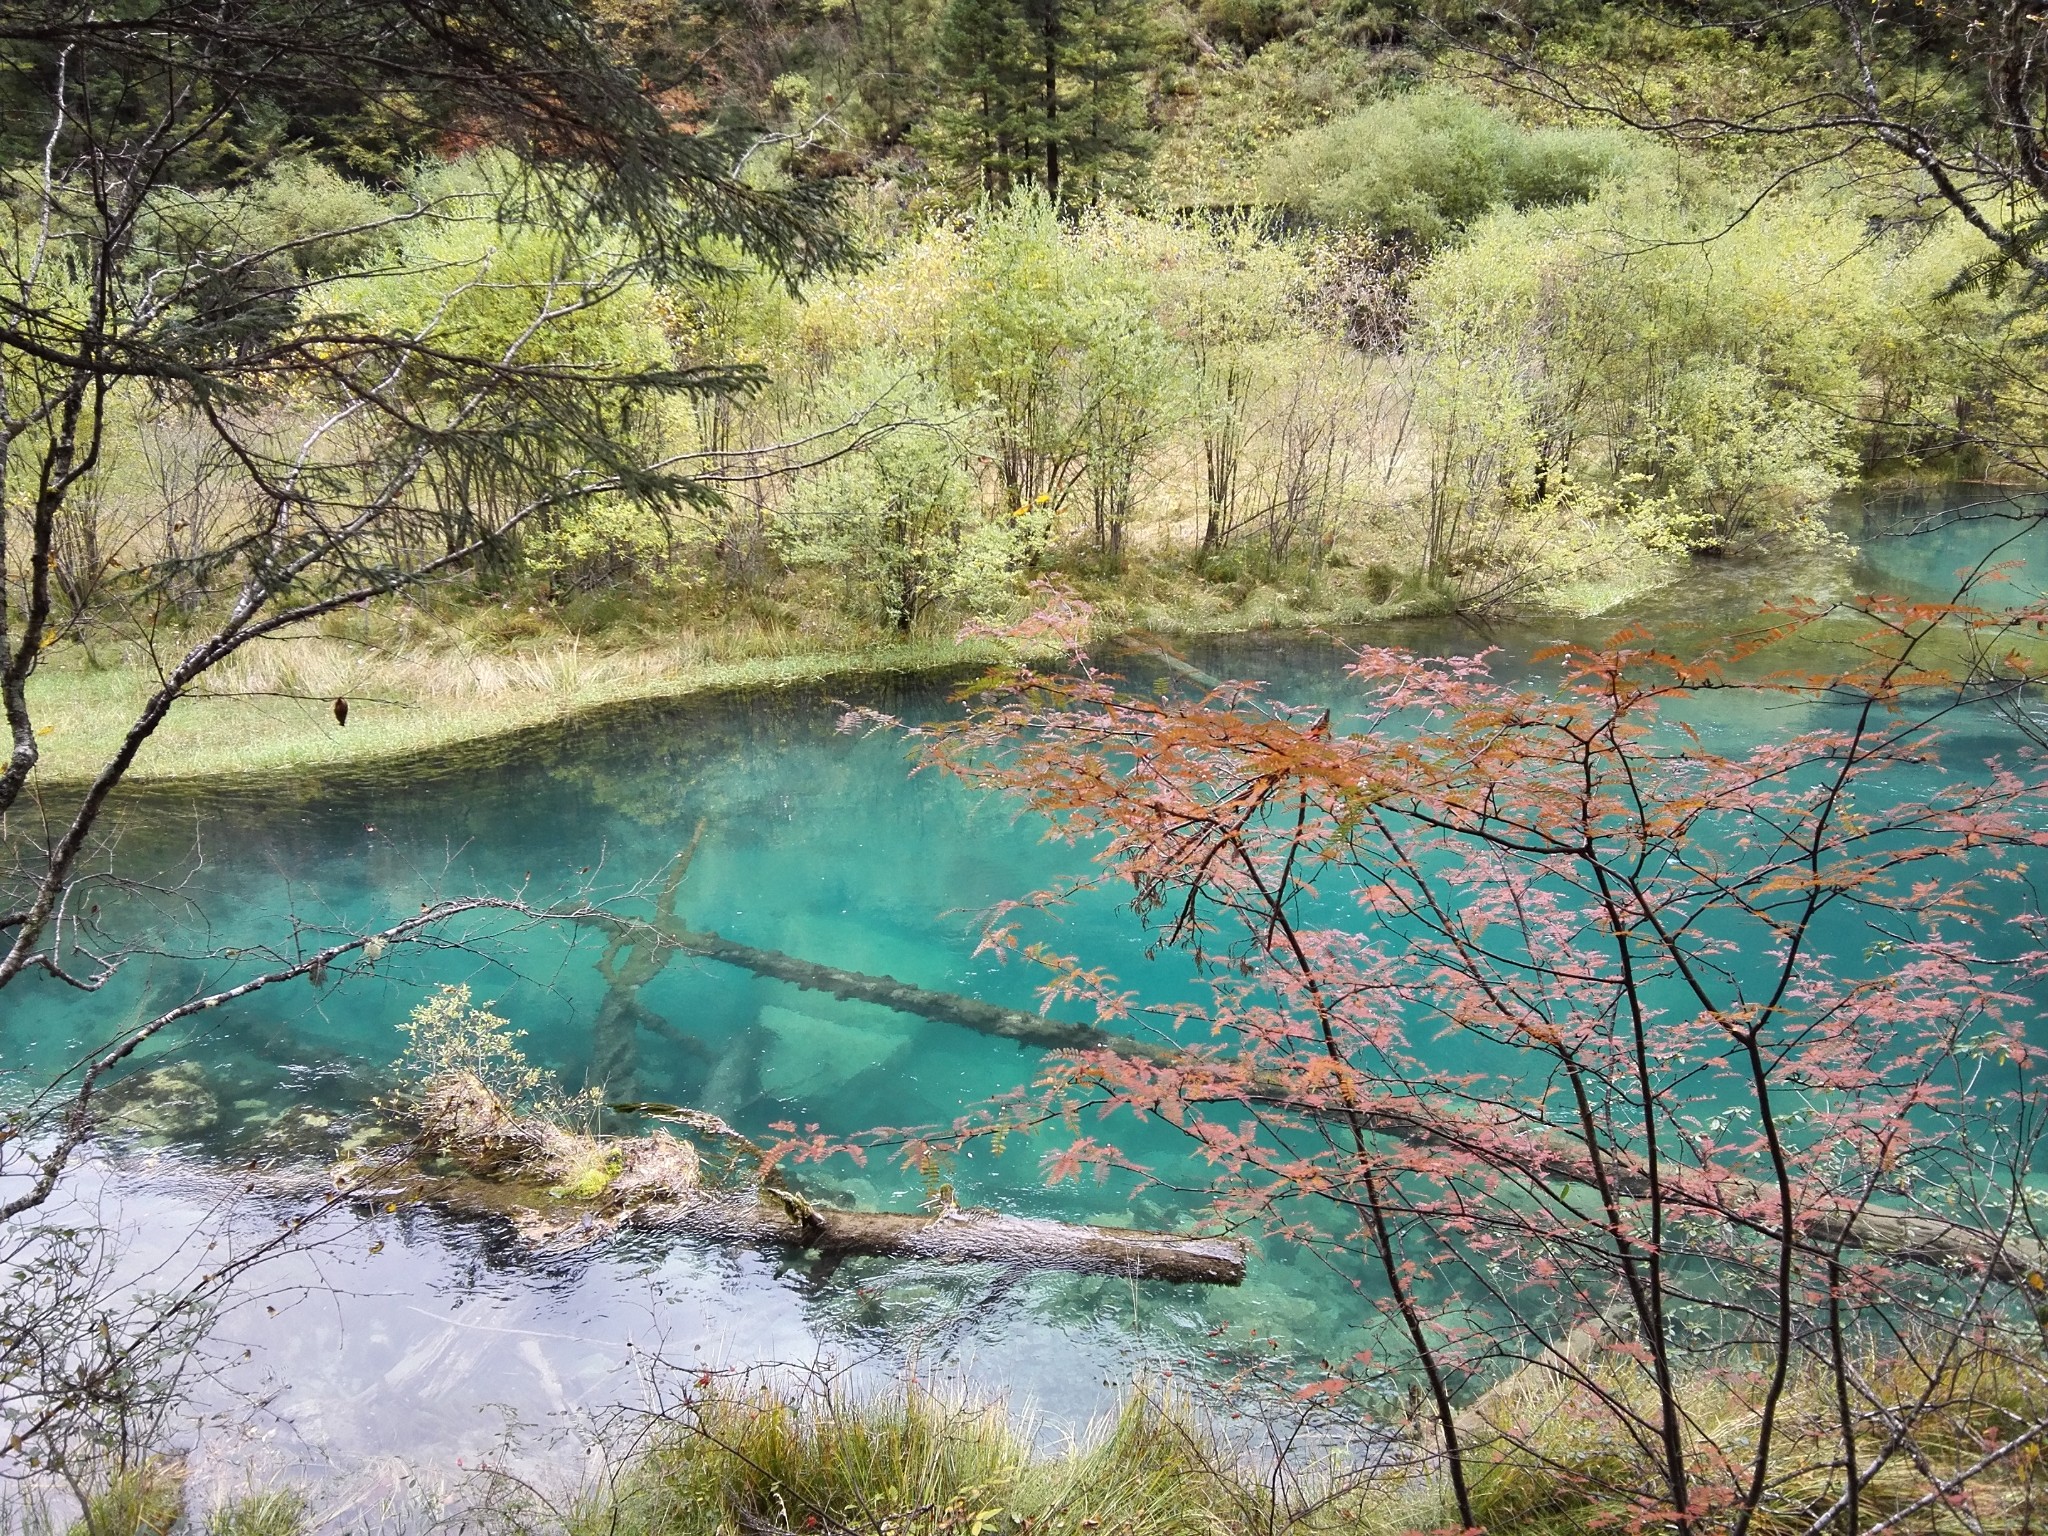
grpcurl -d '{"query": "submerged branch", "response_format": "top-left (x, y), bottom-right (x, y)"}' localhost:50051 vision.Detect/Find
top-left (587, 863), bottom-right (2048, 1291)
top-left (667, 926), bottom-right (1125, 1052)
top-left (660, 929), bottom-right (2048, 1286)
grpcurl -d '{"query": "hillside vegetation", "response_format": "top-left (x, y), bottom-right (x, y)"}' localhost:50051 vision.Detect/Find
top-left (12, 0), bottom-right (2040, 779)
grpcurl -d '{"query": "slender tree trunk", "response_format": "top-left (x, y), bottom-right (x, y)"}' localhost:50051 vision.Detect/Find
top-left (1039, 0), bottom-right (1060, 197)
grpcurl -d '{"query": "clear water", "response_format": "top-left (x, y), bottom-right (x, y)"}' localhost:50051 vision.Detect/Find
top-left (7, 486), bottom-right (2047, 1490)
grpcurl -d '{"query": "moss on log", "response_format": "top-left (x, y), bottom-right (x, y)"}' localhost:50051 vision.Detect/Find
top-left (357, 1074), bottom-right (1247, 1284)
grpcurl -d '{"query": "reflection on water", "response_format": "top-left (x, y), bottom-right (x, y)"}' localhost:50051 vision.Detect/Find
top-left (45, 1154), bottom-right (1159, 1515)
top-left (7, 486), bottom-right (2048, 1487)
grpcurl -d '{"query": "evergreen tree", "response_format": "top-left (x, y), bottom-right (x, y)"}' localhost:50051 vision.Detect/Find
top-left (927, 0), bottom-right (1157, 197)
top-left (846, 0), bottom-right (943, 148)
top-left (1051, 0), bottom-right (1157, 195)
top-left (931, 0), bottom-right (1037, 193)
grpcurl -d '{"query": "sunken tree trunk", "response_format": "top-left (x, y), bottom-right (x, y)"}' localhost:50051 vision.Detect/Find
top-left (586, 837), bottom-right (2048, 1291)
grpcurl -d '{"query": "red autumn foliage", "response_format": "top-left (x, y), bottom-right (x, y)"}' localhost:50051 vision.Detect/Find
top-left (904, 578), bottom-right (2048, 1533)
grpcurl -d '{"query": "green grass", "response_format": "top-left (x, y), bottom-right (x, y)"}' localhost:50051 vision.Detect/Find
top-left (31, 531), bottom-right (1985, 791)
top-left (205, 1492), bottom-right (306, 1536)
top-left (24, 630), bottom-right (1008, 789)
top-left (41, 1468), bottom-right (303, 1536)
top-left (20, 556), bottom-right (1439, 789)
top-left (30, 1352), bottom-right (2048, 1536)
top-left (546, 1343), bottom-right (2048, 1536)
top-left (64, 1462), bottom-right (184, 1536)
top-left (570, 1383), bottom-right (1267, 1536)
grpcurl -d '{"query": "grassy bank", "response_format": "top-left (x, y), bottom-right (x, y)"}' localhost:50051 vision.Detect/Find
top-left (24, 561), bottom-right (1454, 789)
top-left (26, 629), bottom-right (1004, 789)
top-left (29, 527), bottom-right (2020, 791)
top-left (62, 1353), bottom-right (2047, 1536)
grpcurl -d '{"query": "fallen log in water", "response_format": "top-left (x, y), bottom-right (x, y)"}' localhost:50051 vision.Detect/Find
top-left (668, 927), bottom-right (1130, 1053)
top-left (356, 1073), bottom-right (1247, 1284)
top-left (640, 924), bottom-right (2048, 1286)
top-left (657, 1194), bottom-right (1248, 1283)
top-left (580, 855), bottom-right (2048, 1290)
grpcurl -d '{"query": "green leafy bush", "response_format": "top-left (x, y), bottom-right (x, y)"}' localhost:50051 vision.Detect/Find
top-left (782, 360), bottom-right (1024, 629)
top-left (1196, 0), bottom-right (1311, 54)
top-left (1257, 87), bottom-right (1630, 247)
top-left (1405, 177), bottom-right (1995, 562)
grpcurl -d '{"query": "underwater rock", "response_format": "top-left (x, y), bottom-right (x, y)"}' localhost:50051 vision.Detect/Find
top-left (102, 1061), bottom-right (221, 1142)
top-left (755, 1003), bottom-right (913, 1100)
top-left (334, 1112), bottom-right (413, 1160)
top-left (250, 1103), bottom-right (352, 1159)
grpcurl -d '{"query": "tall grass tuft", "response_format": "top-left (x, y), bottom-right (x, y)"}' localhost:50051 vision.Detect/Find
top-left (575, 1381), bottom-right (1268, 1536)
top-left (562, 1349), bottom-right (2048, 1536)
top-left (64, 1461), bottom-right (185, 1536)
top-left (205, 1491), bottom-right (307, 1536)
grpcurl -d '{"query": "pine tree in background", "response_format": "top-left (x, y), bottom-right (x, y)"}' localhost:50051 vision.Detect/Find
top-left (847, 0), bottom-right (943, 148)
top-left (1050, 0), bottom-right (1158, 196)
top-left (928, 0), bottom-right (1158, 197)
top-left (932, 0), bottom-right (1038, 194)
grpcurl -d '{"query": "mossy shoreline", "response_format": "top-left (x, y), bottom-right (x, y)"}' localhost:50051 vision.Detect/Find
top-left (23, 577), bottom-right (1462, 793)
top-left (24, 632), bottom-right (1040, 794)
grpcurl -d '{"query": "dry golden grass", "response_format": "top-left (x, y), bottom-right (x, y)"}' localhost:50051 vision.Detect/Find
top-left (23, 607), bottom-right (1003, 787)
top-left (1381, 1337), bottom-right (2048, 1536)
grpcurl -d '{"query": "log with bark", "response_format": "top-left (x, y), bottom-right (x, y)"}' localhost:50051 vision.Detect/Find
top-left (349, 1073), bottom-right (1247, 1284)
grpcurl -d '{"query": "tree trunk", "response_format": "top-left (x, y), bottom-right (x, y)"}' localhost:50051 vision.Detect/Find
top-left (661, 1193), bottom-right (1247, 1282)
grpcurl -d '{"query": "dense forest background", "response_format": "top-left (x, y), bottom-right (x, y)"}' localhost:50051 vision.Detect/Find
top-left (6, 0), bottom-right (2044, 694)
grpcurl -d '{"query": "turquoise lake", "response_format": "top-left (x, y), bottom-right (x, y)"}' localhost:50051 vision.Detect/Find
top-left (6, 484), bottom-right (2046, 1500)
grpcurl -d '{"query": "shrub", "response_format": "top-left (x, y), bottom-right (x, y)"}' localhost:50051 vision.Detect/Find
top-left (1256, 87), bottom-right (1630, 247)
top-left (1404, 177), bottom-right (1995, 565)
top-left (781, 360), bottom-right (1008, 630)
top-left (395, 984), bottom-right (593, 1123)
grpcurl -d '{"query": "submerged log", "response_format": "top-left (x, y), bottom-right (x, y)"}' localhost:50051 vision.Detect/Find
top-left (1121, 638), bottom-right (1225, 693)
top-left (1729, 1183), bottom-right (2048, 1288)
top-left (667, 927), bottom-right (1131, 1054)
top-left (594, 852), bottom-right (2048, 1290)
top-left (588, 824), bottom-right (711, 1100)
top-left (360, 1073), bottom-right (1247, 1285)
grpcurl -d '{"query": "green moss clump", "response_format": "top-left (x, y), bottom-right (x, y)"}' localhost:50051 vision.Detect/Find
top-left (549, 1147), bottom-right (627, 1201)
